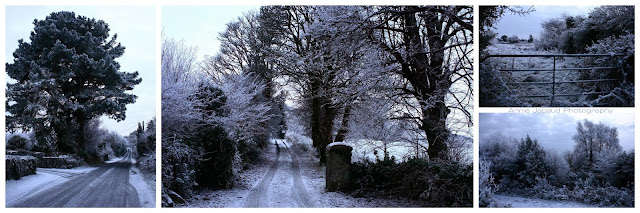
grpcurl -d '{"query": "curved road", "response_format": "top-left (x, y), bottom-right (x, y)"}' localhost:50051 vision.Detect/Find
top-left (9, 150), bottom-right (142, 208)
top-left (243, 140), bottom-right (315, 208)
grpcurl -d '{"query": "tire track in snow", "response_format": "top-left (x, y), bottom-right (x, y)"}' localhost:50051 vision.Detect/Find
top-left (243, 145), bottom-right (281, 207)
top-left (282, 141), bottom-right (315, 207)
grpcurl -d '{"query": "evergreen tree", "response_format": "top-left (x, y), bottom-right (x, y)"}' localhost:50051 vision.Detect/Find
top-left (514, 135), bottom-right (549, 187)
top-left (6, 11), bottom-right (141, 155)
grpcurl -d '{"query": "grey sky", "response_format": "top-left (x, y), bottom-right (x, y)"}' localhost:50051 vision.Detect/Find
top-left (162, 5), bottom-right (261, 62)
top-left (494, 5), bottom-right (597, 39)
top-left (5, 6), bottom-right (156, 136)
top-left (479, 112), bottom-right (635, 153)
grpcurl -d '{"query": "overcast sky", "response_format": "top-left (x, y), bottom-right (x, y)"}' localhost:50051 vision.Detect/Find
top-left (493, 5), bottom-right (597, 39)
top-left (479, 112), bottom-right (635, 153)
top-left (5, 6), bottom-right (156, 136)
top-left (162, 5), bottom-right (261, 62)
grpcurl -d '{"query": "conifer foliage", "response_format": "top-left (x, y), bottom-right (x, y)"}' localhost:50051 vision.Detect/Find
top-left (6, 11), bottom-right (141, 155)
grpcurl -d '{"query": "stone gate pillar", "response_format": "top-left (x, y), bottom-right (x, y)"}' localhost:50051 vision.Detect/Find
top-left (325, 142), bottom-right (353, 192)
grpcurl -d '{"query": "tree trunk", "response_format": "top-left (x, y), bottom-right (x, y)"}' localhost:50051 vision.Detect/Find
top-left (422, 102), bottom-right (450, 160)
top-left (76, 115), bottom-right (87, 155)
top-left (401, 8), bottom-right (451, 161)
top-left (310, 80), bottom-right (336, 165)
top-left (333, 105), bottom-right (351, 142)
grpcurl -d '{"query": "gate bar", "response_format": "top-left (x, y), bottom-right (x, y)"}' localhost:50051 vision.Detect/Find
top-left (486, 54), bottom-right (624, 58)
top-left (500, 66), bottom-right (619, 72)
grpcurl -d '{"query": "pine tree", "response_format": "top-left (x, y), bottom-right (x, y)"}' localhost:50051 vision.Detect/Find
top-left (6, 11), bottom-right (141, 155)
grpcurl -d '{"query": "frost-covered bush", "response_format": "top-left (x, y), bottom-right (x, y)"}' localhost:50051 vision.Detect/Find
top-left (162, 139), bottom-right (197, 198)
top-left (6, 155), bottom-right (38, 180)
top-left (479, 61), bottom-right (528, 107)
top-left (607, 151), bottom-right (634, 188)
top-left (507, 36), bottom-right (519, 43)
top-left (479, 160), bottom-right (497, 207)
top-left (138, 151), bottom-right (156, 174)
top-left (581, 34), bottom-right (635, 106)
top-left (189, 125), bottom-right (236, 189)
top-left (7, 135), bottom-right (29, 150)
top-left (350, 158), bottom-right (472, 207)
top-left (39, 155), bottom-right (83, 168)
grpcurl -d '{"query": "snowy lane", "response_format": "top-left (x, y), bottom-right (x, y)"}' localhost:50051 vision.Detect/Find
top-left (284, 141), bottom-right (315, 207)
top-left (242, 140), bottom-right (315, 208)
top-left (243, 145), bottom-right (281, 207)
top-left (8, 151), bottom-right (142, 208)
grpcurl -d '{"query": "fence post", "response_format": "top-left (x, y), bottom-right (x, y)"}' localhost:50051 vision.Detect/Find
top-left (550, 56), bottom-right (556, 106)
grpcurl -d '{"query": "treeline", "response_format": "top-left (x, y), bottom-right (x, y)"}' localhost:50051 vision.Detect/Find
top-left (536, 6), bottom-right (634, 54)
top-left (480, 120), bottom-right (634, 207)
top-left (130, 118), bottom-right (156, 173)
top-left (6, 117), bottom-right (156, 167)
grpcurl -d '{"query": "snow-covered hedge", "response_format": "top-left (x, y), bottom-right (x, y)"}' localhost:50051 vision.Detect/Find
top-left (6, 155), bottom-right (38, 180)
top-left (138, 151), bottom-right (156, 174)
top-left (530, 178), bottom-right (634, 207)
top-left (39, 155), bottom-right (83, 169)
top-left (349, 158), bottom-right (472, 207)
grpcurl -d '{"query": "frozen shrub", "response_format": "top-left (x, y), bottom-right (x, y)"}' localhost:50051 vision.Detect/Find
top-left (582, 34), bottom-right (634, 106)
top-left (162, 139), bottom-right (197, 198)
top-left (507, 36), bottom-right (519, 43)
top-left (7, 135), bottom-right (29, 150)
top-left (138, 151), bottom-right (156, 174)
top-left (479, 160), bottom-right (497, 207)
top-left (604, 151), bottom-right (634, 188)
top-left (188, 124), bottom-right (236, 189)
top-left (6, 155), bottom-right (38, 180)
top-left (350, 158), bottom-right (472, 207)
top-left (479, 62), bottom-right (528, 107)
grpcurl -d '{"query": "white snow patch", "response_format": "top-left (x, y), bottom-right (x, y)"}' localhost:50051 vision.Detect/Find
top-left (105, 156), bottom-right (124, 163)
top-left (492, 194), bottom-right (594, 208)
top-left (327, 142), bottom-right (351, 149)
top-left (5, 166), bottom-right (97, 205)
top-left (129, 166), bottom-right (155, 208)
top-left (347, 139), bottom-right (416, 163)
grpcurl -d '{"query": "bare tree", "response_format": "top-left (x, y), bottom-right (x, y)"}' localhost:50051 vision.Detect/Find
top-left (364, 6), bottom-right (473, 160)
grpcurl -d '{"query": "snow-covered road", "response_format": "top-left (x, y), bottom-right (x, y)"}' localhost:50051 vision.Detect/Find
top-left (243, 140), bottom-right (315, 207)
top-left (7, 151), bottom-right (154, 207)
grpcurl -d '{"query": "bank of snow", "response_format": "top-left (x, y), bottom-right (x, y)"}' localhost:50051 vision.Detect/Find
top-left (129, 166), bottom-right (155, 207)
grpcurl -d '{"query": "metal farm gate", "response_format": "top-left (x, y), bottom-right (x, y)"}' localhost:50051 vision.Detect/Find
top-left (484, 54), bottom-right (624, 106)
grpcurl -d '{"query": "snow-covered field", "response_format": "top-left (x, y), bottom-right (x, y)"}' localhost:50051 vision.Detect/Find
top-left (491, 194), bottom-right (594, 208)
top-left (484, 42), bottom-right (612, 106)
top-left (5, 166), bottom-right (97, 205)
